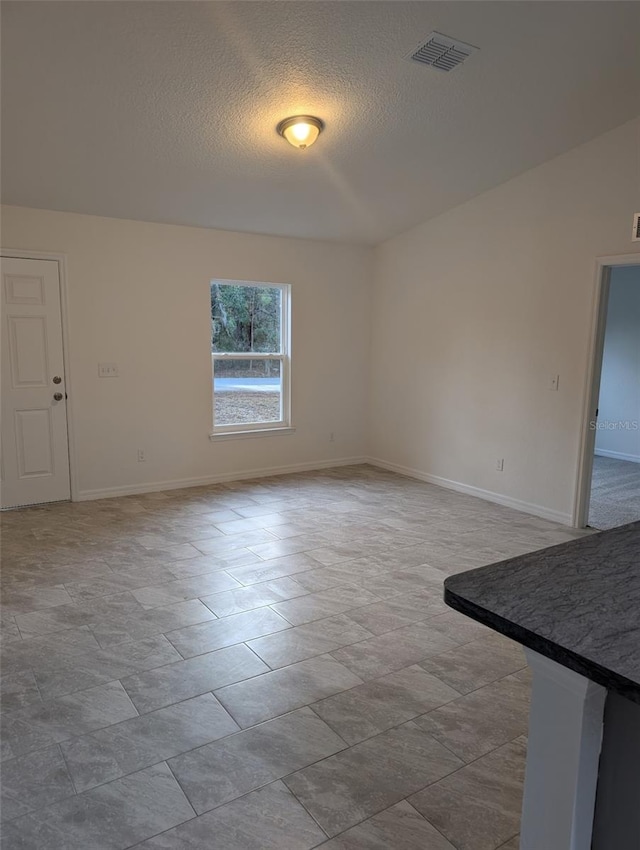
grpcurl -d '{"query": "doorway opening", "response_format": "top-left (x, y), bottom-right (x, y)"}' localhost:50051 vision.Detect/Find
top-left (574, 255), bottom-right (640, 529)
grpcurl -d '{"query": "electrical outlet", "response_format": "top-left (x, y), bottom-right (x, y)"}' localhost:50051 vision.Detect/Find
top-left (496, 458), bottom-right (504, 472)
top-left (137, 449), bottom-right (146, 462)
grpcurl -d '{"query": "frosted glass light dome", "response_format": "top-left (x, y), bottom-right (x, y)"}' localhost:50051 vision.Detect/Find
top-left (276, 116), bottom-right (324, 150)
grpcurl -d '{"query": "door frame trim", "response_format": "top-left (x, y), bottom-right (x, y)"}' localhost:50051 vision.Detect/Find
top-left (572, 252), bottom-right (640, 527)
top-left (1, 249), bottom-right (78, 502)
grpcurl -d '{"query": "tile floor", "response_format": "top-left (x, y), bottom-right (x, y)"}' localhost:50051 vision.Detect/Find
top-left (0, 465), bottom-right (585, 849)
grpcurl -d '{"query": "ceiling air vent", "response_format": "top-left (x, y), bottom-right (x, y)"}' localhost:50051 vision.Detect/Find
top-left (408, 32), bottom-right (478, 72)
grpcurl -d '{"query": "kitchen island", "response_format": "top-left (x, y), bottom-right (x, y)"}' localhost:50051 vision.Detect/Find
top-left (444, 521), bottom-right (640, 850)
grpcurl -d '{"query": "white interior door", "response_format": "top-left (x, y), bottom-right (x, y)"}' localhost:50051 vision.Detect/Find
top-left (1, 257), bottom-right (71, 508)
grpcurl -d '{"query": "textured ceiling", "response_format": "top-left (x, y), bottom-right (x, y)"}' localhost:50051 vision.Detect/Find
top-left (2, 1), bottom-right (639, 244)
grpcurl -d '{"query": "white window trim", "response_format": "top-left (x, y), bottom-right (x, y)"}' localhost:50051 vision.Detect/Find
top-left (209, 426), bottom-right (296, 442)
top-left (210, 281), bottom-right (292, 438)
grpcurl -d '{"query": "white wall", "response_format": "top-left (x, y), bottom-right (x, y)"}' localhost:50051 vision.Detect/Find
top-left (3, 118), bottom-right (640, 518)
top-left (595, 265), bottom-right (640, 462)
top-left (370, 118), bottom-right (640, 523)
top-left (1, 207), bottom-right (372, 498)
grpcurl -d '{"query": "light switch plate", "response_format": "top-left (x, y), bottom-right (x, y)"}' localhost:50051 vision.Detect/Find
top-left (98, 363), bottom-right (118, 377)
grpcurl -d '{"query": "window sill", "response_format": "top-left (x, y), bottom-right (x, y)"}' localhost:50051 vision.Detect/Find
top-left (209, 426), bottom-right (296, 442)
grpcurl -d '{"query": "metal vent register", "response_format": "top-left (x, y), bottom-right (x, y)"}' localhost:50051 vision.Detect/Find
top-left (408, 32), bottom-right (478, 72)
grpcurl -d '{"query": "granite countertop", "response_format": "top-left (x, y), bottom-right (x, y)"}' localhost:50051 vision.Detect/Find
top-left (444, 521), bottom-right (640, 703)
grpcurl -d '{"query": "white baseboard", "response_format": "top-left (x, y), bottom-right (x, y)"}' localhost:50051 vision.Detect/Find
top-left (594, 448), bottom-right (640, 464)
top-left (367, 456), bottom-right (572, 525)
top-left (76, 453), bottom-right (573, 525)
top-left (76, 456), bottom-right (368, 501)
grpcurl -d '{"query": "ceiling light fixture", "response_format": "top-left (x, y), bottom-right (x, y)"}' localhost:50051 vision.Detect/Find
top-left (276, 115), bottom-right (324, 150)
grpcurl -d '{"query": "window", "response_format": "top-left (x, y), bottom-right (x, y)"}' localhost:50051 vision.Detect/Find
top-left (210, 280), bottom-right (291, 436)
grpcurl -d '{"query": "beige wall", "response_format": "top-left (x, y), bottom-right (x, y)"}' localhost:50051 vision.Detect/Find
top-left (3, 118), bottom-right (639, 518)
top-left (371, 118), bottom-right (640, 522)
top-left (1, 207), bottom-right (372, 497)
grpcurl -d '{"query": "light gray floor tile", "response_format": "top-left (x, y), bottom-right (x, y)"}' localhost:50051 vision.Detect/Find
top-left (131, 571), bottom-right (240, 609)
top-left (271, 585), bottom-right (382, 626)
top-left (1, 585), bottom-right (74, 616)
top-left (312, 665), bottom-right (461, 744)
top-left (247, 535), bottom-right (328, 560)
top-left (225, 553), bottom-right (321, 586)
top-left (293, 568), bottom-right (351, 592)
top-left (409, 738), bottom-right (527, 850)
top-left (2, 681), bottom-right (138, 759)
top-left (420, 633), bottom-right (526, 694)
top-left (511, 666), bottom-right (532, 686)
top-left (194, 529), bottom-right (279, 556)
top-left (247, 614), bottom-right (374, 668)
top-left (60, 693), bottom-right (238, 792)
top-left (346, 592), bottom-right (448, 636)
top-left (69, 591), bottom-right (144, 618)
top-left (202, 576), bottom-right (308, 618)
top-left (0, 745), bottom-right (75, 821)
top-left (1, 466), bottom-right (586, 848)
top-left (0, 627), bottom-right (100, 676)
top-left (169, 706), bottom-right (346, 813)
top-left (0, 615), bottom-right (21, 644)
top-left (0, 669), bottom-right (42, 712)
top-left (141, 543), bottom-right (203, 562)
top-left (425, 610), bottom-right (493, 644)
top-left (62, 576), bottom-right (147, 603)
top-left (295, 561), bottom-right (384, 588)
top-left (352, 548), bottom-right (444, 575)
top-left (166, 606), bottom-right (290, 658)
top-left (104, 562), bottom-right (178, 586)
top-left (32, 634), bottom-right (182, 700)
top-left (212, 517), bottom-right (267, 535)
top-left (88, 598), bottom-right (217, 647)
top-left (318, 800), bottom-right (456, 849)
top-left (62, 569), bottom-right (176, 602)
top-left (234, 503), bottom-right (291, 519)
top-left (284, 722), bottom-right (463, 837)
top-left (121, 643), bottom-right (269, 713)
top-left (199, 508), bottom-right (250, 523)
top-left (305, 543), bottom-right (383, 567)
top-left (0, 762), bottom-right (195, 850)
top-left (166, 549), bottom-right (262, 578)
top-left (331, 622), bottom-right (461, 681)
top-left (265, 521), bottom-right (324, 540)
top-left (13, 604), bottom-right (95, 639)
top-left (414, 674), bottom-right (530, 762)
top-left (136, 780), bottom-right (326, 849)
top-left (215, 654), bottom-right (363, 727)
top-left (363, 569), bottom-right (446, 599)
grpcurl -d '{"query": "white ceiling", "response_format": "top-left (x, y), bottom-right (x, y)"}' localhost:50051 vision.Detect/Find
top-left (2, 1), bottom-right (639, 244)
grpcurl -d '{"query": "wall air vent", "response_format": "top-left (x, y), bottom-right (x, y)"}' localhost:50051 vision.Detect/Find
top-left (633, 213), bottom-right (640, 242)
top-left (408, 32), bottom-right (478, 72)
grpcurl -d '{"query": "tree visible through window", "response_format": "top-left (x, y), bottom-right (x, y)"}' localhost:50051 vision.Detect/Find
top-left (211, 281), bottom-right (291, 433)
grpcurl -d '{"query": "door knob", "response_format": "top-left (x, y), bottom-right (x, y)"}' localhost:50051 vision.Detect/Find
top-left (53, 376), bottom-right (62, 384)
top-left (53, 392), bottom-right (63, 402)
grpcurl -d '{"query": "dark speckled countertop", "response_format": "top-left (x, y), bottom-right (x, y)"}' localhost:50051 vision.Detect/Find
top-left (444, 522), bottom-right (640, 703)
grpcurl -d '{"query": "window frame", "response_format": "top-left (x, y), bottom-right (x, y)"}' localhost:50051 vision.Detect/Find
top-left (209, 280), bottom-right (292, 438)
